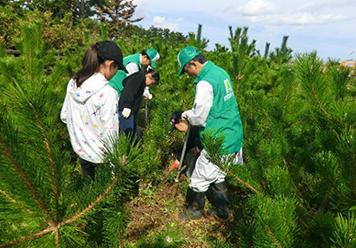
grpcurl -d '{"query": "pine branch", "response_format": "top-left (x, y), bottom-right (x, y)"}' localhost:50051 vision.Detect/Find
top-left (29, 101), bottom-right (59, 221)
top-left (351, 154), bottom-right (356, 199)
top-left (282, 82), bottom-right (290, 118)
top-left (0, 189), bottom-right (33, 213)
top-left (62, 173), bottom-right (119, 225)
top-left (9, 75), bottom-right (60, 222)
top-left (0, 169), bottom-right (120, 247)
top-left (311, 85), bottom-right (331, 119)
top-left (280, 159), bottom-right (313, 232)
top-left (297, 216), bottom-right (310, 229)
top-left (207, 151), bottom-right (259, 194)
top-left (222, 164), bottom-right (259, 194)
top-left (267, 225), bottom-right (282, 248)
top-left (0, 136), bottom-right (52, 220)
top-left (282, 158), bottom-right (312, 211)
top-left (0, 225), bottom-right (57, 248)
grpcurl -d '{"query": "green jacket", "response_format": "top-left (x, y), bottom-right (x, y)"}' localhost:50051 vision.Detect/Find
top-left (109, 53), bottom-right (141, 95)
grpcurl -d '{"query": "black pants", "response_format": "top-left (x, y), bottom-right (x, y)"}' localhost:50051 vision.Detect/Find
top-left (79, 158), bottom-right (97, 180)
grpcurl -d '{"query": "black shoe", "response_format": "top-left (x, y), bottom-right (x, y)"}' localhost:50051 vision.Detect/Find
top-left (175, 188), bottom-right (205, 222)
top-left (203, 208), bottom-right (229, 223)
top-left (174, 210), bottom-right (203, 222)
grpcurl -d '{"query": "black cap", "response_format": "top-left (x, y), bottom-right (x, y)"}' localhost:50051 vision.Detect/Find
top-left (169, 111), bottom-right (183, 134)
top-left (96, 41), bottom-right (128, 73)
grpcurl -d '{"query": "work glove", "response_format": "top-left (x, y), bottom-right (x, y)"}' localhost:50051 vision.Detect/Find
top-left (168, 159), bottom-right (180, 173)
top-left (181, 111), bottom-right (188, 120)
top-left (122, 108), bottom-right (131, 119)
top-left (143, 86), bottom-right (153, 100)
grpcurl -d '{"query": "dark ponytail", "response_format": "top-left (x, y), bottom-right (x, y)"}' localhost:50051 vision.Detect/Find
top-left (73, 44), bottom-right (101, 87)
top-left (142, 65), bottom-right (160, 83)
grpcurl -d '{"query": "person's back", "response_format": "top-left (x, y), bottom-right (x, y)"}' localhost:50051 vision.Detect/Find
top-left (119, 72), bottom-right (146, 116)
top-left (62, 73), bottom-right (118, 163)
top-left (195, 61), bottom-right (243, 154)
top-left (61, 41), bottom-right (127, 179)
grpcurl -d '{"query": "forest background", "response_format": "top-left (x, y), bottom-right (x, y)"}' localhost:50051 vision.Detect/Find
top-left (1, 0), bottom-right (356, 247)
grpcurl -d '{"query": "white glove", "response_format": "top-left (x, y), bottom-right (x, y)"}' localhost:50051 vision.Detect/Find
top-left (122, 108), bottom-right (131, 118)
top-left (181, 111), bottom-right (188, 120)
top-left (143, 86), bottom-right (153, 100)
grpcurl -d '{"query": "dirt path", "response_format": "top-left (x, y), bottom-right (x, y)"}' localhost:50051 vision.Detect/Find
top-left (122, 177), bottom-right (242, 247)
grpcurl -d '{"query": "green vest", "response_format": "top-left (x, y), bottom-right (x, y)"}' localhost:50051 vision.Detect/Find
top-left (123, 53), bottom-right (141, 70)
top-left (109, 53), bottom-right (141, 96)
top-left (194, 61), bottom-right (243, 154)
top-left (108, 70), bottom-right (127, 96)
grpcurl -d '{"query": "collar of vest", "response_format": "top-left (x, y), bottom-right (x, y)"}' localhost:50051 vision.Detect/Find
top-left (193, 61), bottom-right (214, 84)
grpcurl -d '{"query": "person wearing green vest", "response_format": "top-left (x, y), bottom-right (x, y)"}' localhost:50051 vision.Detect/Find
top-left (174, 46), bottom-right (243, 223)
top-left (109, 48), bottom-right (160, 98)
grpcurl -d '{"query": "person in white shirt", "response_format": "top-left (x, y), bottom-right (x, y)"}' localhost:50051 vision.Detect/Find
top-left (60, 41), bottom-right (127, 179)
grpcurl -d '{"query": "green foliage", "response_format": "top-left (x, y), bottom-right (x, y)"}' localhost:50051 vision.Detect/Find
top-left (202, 41), bottom-right (356, 248)
top-left (1, 6), bottom-right (356, 246)
top-left (0, 5), bottom-right (20, 47)
top-left (249, 194), bottom-right (298, 247)
top-left (1, 7), bottom-right (83, 51)
top-left (0, 23), bottom-right (140, 247)
top-left (187, 24), bottom-right (209, 49)
top-left (331, 212), bottom-right (356, 247)
top-left (131, 223), bottom-right (185, 247)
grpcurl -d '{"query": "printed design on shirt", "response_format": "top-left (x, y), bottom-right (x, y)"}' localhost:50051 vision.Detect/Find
top-left (224, 79), bottom-right (234, 101)
top-left (91, 108), bottom-right (99, 116)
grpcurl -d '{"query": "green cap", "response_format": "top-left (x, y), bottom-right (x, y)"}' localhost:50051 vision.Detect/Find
top-left (147, 48), bottom-right (160, 68)
top-left (176, 46), bottom-right (202, 77)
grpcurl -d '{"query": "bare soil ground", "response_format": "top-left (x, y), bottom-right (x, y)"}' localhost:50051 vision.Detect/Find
top-left (121, 172), bottom-right (244, 247)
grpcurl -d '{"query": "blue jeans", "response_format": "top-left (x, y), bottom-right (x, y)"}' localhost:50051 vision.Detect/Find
top-left (119, 111), bottom-right (140, 146)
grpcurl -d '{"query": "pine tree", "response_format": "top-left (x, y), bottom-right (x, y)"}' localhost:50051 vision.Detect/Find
top-left (0, 23), bottom-right (141, 247)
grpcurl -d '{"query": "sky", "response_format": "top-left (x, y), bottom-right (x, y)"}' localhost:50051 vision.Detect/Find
top-left (131, 0), bottom-right (356, 62)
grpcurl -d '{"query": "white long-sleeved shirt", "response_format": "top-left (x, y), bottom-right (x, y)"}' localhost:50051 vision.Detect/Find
top-left (186, 80), bottom-right (213, 127)
top-left (126, 62), bottom-right (140, 76)
top-left (126, 59), bottom-right (153, 100)
top-left (60, 73), bottom-right (119, 163)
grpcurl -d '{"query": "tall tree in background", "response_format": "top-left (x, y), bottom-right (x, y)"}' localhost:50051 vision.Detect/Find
top-left (187, 24), bottom-right (209, 49)
top-left (1, 0), bottom-right (143, 50)
top-left (93, 0), bottom-right (143, 38)
top-left (5, 0), bottom-right (78, 20)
